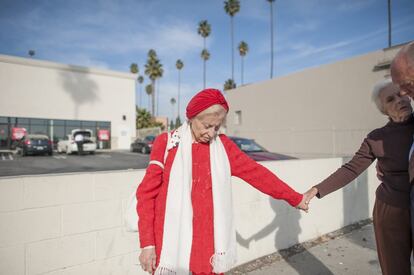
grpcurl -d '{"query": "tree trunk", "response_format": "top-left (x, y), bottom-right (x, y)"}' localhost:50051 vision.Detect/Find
top-left (203, 59), bottom-right (206, 89)
top-left (203, 38), bottom-right (207, 89)
top-left (177, 70), bottom-right (181, 121)
top-left (241, 56), bottom-right (244, 85)
top-left (156, 80), bottom-right (159, 116)
top-left (231, 16), bottom-right (234, 82)
top-left (151, 80), bottom-right (155, 116)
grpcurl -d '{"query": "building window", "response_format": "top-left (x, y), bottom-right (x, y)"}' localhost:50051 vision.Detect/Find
top-left (0, 116), bottom-right (111, 149)
top-left (234, 110), bottom-right (242, 125)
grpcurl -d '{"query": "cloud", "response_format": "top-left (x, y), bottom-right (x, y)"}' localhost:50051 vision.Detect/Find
top-left (0, 1), bottom-right (203, 69)
top-left (337, 0), bottom-right (377, 12)
top-left (281, 0), bottom-right (377, 16)
top-left (135, 21), bottom-right (204, 56)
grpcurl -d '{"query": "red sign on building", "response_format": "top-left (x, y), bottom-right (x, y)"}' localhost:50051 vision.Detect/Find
top-left (98, 129), bottom-right (110, 141)
top-left (11, 127), bottom-right (27, 140)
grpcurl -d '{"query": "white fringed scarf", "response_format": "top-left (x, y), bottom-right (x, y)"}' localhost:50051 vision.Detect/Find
top-left (155, 121), bottom-right (237, 275)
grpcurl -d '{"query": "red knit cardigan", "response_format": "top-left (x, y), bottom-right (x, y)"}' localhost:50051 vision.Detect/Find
top-left (137, 133), bottom-right (302, 274)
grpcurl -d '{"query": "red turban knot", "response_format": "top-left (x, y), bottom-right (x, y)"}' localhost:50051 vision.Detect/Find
top-left (186, 88), bottom-right (229, 119)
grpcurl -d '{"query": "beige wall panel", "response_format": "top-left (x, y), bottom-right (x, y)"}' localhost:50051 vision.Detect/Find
top-left (226, 46), bottom-right (404, 157)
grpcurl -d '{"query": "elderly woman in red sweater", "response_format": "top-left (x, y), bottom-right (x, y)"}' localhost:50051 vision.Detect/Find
top-left (137, 88), bottom-right (309, 275)
top-left (305, 79), bottom-right (414, 275)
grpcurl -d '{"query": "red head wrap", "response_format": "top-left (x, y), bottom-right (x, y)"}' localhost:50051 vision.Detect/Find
top-left (186, 88), bottom-right (229, 119)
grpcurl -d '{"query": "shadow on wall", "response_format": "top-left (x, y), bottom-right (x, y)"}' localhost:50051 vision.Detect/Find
top-left (60, 66), bottom-right (100, 119)
top-left (237, 198), bottom-right (333, 274)
top-left (342, 157), bottom-right (375, 251)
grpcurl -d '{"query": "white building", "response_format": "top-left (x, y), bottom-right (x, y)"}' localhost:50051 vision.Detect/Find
top-left (225, 43), bottom-right (410, 158)
top-left (0, 54), bottom-right (137, 150)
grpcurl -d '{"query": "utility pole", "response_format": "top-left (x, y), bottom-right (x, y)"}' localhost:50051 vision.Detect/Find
top-left (387, 0), bottom-right (392, 48)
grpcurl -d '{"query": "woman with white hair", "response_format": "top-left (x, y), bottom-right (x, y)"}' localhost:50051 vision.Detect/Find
top-left (136, 88), bottom-right (310, 275)
top-left (305, 79), bottom-right (413, 275)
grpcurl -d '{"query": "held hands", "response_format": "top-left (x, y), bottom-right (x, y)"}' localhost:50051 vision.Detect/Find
top-left (139, 247), bottom-right (156, 274)
top-left (296, 187), bottom-right (319, 213)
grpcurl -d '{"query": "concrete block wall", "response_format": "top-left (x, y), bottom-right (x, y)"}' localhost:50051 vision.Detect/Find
top-left (0, 170), bottom-right (144, 275)
top-left (0, 158), bottom-right (377, 274)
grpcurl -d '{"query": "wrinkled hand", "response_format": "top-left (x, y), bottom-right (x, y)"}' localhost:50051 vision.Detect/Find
top-left (305, 187), bottom-right (318, 202)
top-left (297, 187), bottom-right (319, 212)
top-left (139, 247), bottom-right (156, 273)
top-left (296, 195), bottom-right (310, 212)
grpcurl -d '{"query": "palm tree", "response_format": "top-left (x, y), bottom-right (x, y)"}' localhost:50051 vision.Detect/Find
top-left (198, 20), bottom-right (211, 52)
top-left (224, 78), bottom-right (236, 91)
top-left (148, 49), bottom-right (157, 59)
top-left (175, 59), bottom-right (184, 122)
top-left (201, 49), bottom-right (210, 89)
top-left (175, 117), bottom-right (182, 128)
top-left (268, 0), bottom-right (276, 78)
top-left (145, 84), bottom-right (153, 111)
top-left (145, 49), bottom-right (163, 116)
top-left (238, 41), bottom-right (249, 85)
top-left (170, 97), bottom-right (176, 127)
top-left (136, 107), bottom-right (153, 129)
top-left (137, 75), bottom-right (144, 107)
top-left (198, 20), bottom-right (211, 88)
top-left (130, 64), bottom-right (139, 108)
top-left (224, 0), bottom-right (240, 82)
top-left (130, 63), bottom-right (139, 74)
top-left (28, 50), bottom-right (35, 58)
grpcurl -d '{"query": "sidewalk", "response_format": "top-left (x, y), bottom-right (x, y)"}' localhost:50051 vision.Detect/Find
top-left (230, 221), bottom-right (413, 275)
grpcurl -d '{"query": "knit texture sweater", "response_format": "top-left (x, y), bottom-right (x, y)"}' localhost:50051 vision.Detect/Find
top-left (137, 133), bottom-right (303, 274)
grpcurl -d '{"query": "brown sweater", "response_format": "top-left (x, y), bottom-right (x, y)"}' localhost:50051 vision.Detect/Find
top-left (315, 115), bottom-right (414, 209)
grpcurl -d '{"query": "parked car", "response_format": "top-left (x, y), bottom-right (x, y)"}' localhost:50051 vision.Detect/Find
top-left (229, 136), bottom-right (296, 161)
top-left (57, 129), bottom-right (97, 155)
top-left (130, 136), bottom-right (153, 154)
top-left (143, 135), bottom-right (156, 149)
top-left (16, 134), bottom-right (53, 156)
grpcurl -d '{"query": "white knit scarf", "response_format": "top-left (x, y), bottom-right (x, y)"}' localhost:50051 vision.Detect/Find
top-left (155, 121), bottom-right (237, 275)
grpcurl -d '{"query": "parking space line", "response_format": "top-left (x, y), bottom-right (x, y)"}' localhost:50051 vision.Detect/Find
top-left (53, 155), bottom-right (67, 159)
top-left (9, 154), bottom-right (13, 160)
top-left (1, 154), bottom-right (5, 161)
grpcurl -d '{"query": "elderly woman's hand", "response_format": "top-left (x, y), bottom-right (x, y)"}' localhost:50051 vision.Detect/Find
top-left (296, 196), bottom-right (309, 212)
top-left (296, 187), bottom-right (319, 212)
top-left (296, 187), bottom-right (318, 212)
top-left (139, 247), bottom-right (156, 273)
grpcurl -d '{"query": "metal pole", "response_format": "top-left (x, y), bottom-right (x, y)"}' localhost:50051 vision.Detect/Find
top-left (387, 0), bottom-right (392, 48)
top-left (270, 0), bottom-right (274, 78)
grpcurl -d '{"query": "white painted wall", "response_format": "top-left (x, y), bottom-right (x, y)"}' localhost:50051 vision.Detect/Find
top-left (0, 158), bottom-right (377, 274)
top-left (0, 55), bottom-right (136, 149)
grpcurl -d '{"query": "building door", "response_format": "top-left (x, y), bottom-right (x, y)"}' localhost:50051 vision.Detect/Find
top-left (117, 125), bottom-right (131, 150)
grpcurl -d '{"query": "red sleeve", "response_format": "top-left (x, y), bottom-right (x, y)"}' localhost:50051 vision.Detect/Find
top-left (136, 132), bottom-right (168, 248)
top-left (220, 135), bottom-right (303, 207)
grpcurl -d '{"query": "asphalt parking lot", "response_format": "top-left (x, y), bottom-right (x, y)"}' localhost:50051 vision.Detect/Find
top-left (0, 150), bottom-right (150, 177)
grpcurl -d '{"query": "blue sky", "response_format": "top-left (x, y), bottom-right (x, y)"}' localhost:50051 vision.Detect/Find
top-left (0, 0), bottom-right (413, 120)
